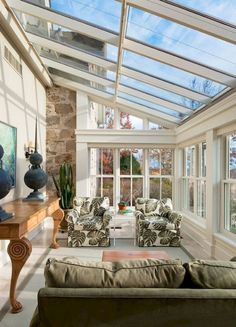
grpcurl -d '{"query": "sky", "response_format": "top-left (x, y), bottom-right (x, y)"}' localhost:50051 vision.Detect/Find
top-left (29, 0), bottom-right (236, 119)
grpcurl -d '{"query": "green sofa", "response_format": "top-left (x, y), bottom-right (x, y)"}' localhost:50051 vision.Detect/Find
top-left (30, 257), bottom-right (236, 327)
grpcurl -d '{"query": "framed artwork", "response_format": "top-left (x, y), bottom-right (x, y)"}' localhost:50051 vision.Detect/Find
top-left (0, 121), bottom-right (17, 188)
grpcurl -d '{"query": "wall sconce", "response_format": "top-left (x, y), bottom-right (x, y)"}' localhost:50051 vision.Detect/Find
top-left (24, 141), bottom-right (35, 159)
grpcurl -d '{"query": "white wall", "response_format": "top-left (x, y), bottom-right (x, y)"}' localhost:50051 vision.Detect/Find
top-left (175, 93), bottom-right (236, 259)
top-left (0, 31), bottom-right (46, 266)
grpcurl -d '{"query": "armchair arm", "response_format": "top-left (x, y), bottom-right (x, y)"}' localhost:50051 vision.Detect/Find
top-left (135, 210), bottom-right (145, 221)
top-left (168, 211), bottom-right (182, 228)
top-left (102, 210), bottom-right (112, 228)
top-left (66, 208), bottom-right (80, 224)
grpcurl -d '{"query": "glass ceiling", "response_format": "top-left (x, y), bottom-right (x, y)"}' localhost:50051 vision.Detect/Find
top-left (170, 0), bottom-right (236, 26)
top-left (10, 0), bottom-right (236, 127)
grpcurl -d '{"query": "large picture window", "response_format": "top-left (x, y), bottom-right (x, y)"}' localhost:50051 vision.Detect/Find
top-left (90, 148), bottom-right (114, 205)
top-left (224, 133), bottom-right (236, 234)
top-left (90, 147), bottom-right (174, 207)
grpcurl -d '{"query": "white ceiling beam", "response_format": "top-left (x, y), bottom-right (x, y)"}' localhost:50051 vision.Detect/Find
top-left (122, 66), bottom-right (211, 104)
top-left (114, 0), bottom-right (128, 100)
top-left (124, 39), bottom-right (236, 87)
top-left (127, 0), bottom-right (236, 45)
top-left (51, 74), bottom-right (179, 126)
top-left (42, 58), bottom-right (115, 87)
top-left (8, 0), bottom-right (119, 45)
top-left (119, 84), bottom-right (192, 114)
top-left (27, 33), bottom-right (117, 71)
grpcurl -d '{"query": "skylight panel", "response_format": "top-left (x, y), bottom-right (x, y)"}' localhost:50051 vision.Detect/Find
top-left (49, 68), bottom-right (115, 95)
top-left (14, 10), bottom-right (118, 61)
top-left (50, 0), bottom-right (121, 33)
top-left (170, 0), bottom-right (236, 26)
top-left (126, 6), bottom-right (236, 74)
top-left (122, 51), bottom-right (226, 97)
top-left (37, 46), bottom-right (116, 81)
top-left (118, 92), bottom-right (186, 119)
top-left (120, 75), bottom-right (201, 109)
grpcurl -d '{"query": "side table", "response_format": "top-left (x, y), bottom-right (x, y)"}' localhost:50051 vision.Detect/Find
top-left (109, 211), bottom-right (136, 246)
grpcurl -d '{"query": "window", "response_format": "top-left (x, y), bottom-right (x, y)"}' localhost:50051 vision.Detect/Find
top-left (149, 122), bottom-right (167, 130)
top-left (183, 142), bottom-right (206, 217)
top-left (120, 112), bottom-right (143, 129)
top-left (183, 146), bottom-right (195, 213)
top-left (149, 149), bottom-right (173, 199)
top-left (224, 133), bottom-right (236, 234)
top-left (97, 106), bottom-right (114, 129)
top-left (90, 147), bottom-right (174, 208)
top-left (197, 142), bottom-right (206, 218)
top-left (120, 149), bottom-right (144, 206)
top-left (90, 148), bottom-right (114, 205)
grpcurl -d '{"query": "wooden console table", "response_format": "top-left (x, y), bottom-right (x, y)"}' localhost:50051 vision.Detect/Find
top-left (0, 196), bottom-right (64, 313)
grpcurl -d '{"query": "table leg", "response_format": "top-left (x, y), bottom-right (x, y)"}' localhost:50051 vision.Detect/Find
top-left (7, 237), bottom-right (32, 313)
top-left (50, 208), bottom-right (64, 249)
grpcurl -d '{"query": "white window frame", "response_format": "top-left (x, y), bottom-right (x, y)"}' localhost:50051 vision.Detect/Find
top-left (222, 133), bottom-right (236, 238)
top-left (182, 143), bottom-right (206, 220)
top-left (90, 148), bottom-right (115, 205)
top-left (119, 148), bottom-right (144, 207)
top-left (148, 148), bottom-right (174, 200)
top-left (90, 146), bottom-right (174, 209)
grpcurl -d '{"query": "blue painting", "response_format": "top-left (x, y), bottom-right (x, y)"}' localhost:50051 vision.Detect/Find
top-left (0, 121), bottom-right (17, 188)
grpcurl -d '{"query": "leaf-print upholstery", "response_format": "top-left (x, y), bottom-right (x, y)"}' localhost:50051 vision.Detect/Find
top-left (66, 197), bottom-right (111, 247)
top-left (135, 198), bottom-right (182, 247)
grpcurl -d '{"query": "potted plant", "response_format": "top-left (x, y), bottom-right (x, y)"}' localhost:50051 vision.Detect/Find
top-left (118, 200), bottom-right (128, 211)
top-left (52, 162), bottom-right (75, 231)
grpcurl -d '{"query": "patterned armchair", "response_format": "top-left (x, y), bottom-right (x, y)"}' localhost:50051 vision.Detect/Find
top-left (135, 198), bottom-right (182, 247)
top-left (66, 197), bottom-right (112, 247)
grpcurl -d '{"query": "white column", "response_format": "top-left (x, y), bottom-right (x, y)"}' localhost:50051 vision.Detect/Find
top-left (76, 91), bottom-right (90, 129)
top-left (76, 142), bottom-right (89, 197)
top-left (205, 129), bottom-right (220, 257)
top-left (174, 147), bottom-right (182, 210)
top-left (76, 91), bottom-right (90, 196)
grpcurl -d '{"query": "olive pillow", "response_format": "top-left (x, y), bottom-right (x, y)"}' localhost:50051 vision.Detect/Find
top-left (45, 257), bottom-right (185, 288)
top-left (184, 260), bottom-right (236, 289)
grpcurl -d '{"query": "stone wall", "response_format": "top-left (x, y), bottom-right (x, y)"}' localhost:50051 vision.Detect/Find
top-left (46, 86), bottom-right (76, 195)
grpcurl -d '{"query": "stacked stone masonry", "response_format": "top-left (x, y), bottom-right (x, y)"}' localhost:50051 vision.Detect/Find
top-left (46, 86), bottom-right (76, 195)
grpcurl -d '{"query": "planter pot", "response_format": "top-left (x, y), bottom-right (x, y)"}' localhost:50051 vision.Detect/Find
top-left (118, 205), bottom-right (127, 211)
top-left (59, 208), bottom-right (71, 232)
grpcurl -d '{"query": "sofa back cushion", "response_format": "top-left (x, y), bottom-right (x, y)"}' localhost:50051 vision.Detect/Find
top-left (184, 260), bottom-right (236, 289)
top-left (45, 257), bottom-right (185, 288)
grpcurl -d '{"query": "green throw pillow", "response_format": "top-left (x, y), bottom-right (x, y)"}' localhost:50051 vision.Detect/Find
top-left (184, 260), bottom-right (236, 289)
top-left (45, 257), bottom-right (185, 289)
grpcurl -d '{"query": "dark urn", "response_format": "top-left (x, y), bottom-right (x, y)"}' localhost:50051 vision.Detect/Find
top-left (24, 151), bottom-right (48, 201)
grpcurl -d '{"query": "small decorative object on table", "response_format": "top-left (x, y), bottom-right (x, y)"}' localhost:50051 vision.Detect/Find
top-left (118, 201), bottom-right (128, 211)
top-left (0, 144), bottom-right (13, 221)
top-left (24, 118), bottom-right (48, 201)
